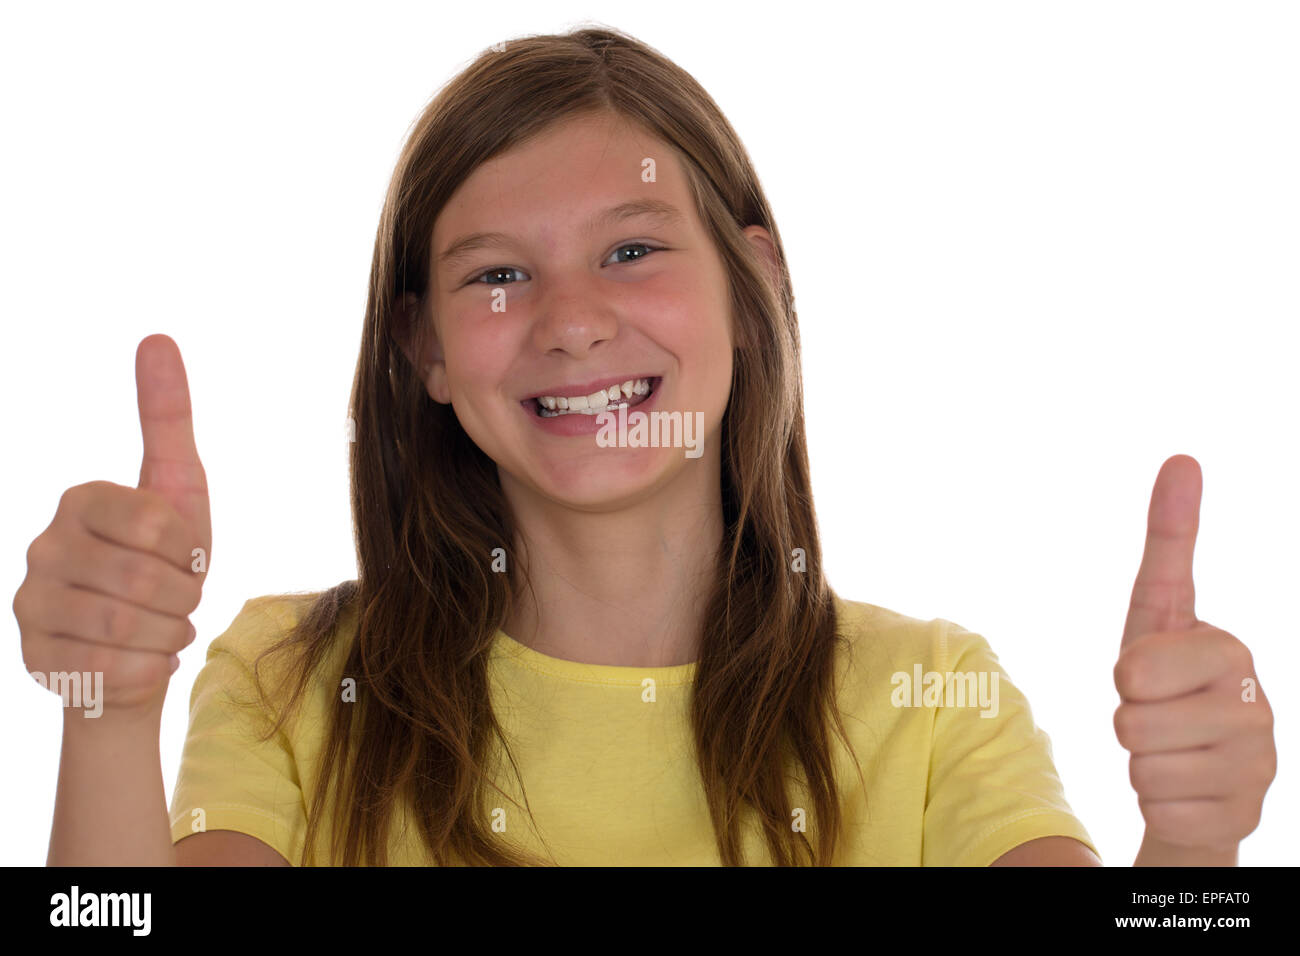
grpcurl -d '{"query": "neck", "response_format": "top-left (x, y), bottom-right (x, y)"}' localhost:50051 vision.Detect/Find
top-left (500, 455), bottom-right (723, 668)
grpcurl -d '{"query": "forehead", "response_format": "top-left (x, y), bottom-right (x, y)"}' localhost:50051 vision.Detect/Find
top-left (433, 112), bottom-right (689, 243)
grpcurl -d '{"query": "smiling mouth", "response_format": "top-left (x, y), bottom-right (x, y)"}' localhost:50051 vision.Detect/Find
top-left (526, 377), bottom-right (660, 418)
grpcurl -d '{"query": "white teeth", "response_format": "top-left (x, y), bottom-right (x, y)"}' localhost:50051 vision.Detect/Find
top-left (534, 377), bottom-right (655, 417)
top-left (535, 378), bottom-right (651, 405)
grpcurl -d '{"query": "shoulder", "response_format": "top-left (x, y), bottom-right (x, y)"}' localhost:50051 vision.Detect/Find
top-left (830, 593), bottom-right (931, 651)
top-left (830, 592), bottom-right (997, 678)
top-left (206, 590), bottom-right (351, 665)
top-left (189, 589), bottom-right (357, 718)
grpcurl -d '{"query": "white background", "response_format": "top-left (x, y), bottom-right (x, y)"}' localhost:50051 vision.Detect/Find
top-left (2, 0), bottom-right (1295, 866)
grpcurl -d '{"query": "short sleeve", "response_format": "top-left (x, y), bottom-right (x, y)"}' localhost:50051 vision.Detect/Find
top-left (168, 599), bottom-right (308, 865)
top-left (921, 619), bottom-right (1100, 866)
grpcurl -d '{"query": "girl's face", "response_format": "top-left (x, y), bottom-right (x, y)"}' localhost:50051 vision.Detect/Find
top-left (418, 111), bottom-right (751, 510)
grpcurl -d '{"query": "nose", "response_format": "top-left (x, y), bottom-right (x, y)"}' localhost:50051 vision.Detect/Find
top-left (528, 268), bottom-right (619, 358)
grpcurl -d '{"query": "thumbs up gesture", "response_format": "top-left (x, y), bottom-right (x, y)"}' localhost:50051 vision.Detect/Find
top-left (1113, 455), bottom-right (1276, 864)
top-left (13, 335), bottom-right (210, 718)
top-left (135, 334), bottom-right (212, 582)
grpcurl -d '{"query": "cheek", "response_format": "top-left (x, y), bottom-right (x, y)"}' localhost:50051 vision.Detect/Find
top-left (637, 269), bottom-right (732, 353)
top-left (442, 310), bottom-right (517, 389)
top-left (660, 306), bottom-right (734, 375)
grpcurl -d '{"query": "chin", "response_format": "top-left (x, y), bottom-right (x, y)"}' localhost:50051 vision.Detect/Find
top-left (528, 449), bottom-right (684, 508)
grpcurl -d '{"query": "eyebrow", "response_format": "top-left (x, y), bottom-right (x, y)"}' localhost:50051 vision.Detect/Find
top-left (436, 198), bottom-right (686, 272)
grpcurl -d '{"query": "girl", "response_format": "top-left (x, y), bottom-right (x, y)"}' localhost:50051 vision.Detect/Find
top-left (34, 26), bottom-right (1264, 868)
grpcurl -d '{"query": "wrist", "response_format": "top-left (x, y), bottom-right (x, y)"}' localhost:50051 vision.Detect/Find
top-left (62, 699), bottom-right (165, 739)
top-left (1134, 831), bottom-right (1239, 867)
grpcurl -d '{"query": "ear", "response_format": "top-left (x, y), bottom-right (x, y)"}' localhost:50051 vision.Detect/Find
top-left (393, 291), bottom-right (452, 404)
top-left (742, 225), bottom-right (781, 298)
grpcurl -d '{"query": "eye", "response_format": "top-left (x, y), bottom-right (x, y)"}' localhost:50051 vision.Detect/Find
top-left (468, 243), bottom-right (663, 286)
top-left (607, 242), bottom-right (659, 265)
top-left (471, 265), bottom-right (527, 286)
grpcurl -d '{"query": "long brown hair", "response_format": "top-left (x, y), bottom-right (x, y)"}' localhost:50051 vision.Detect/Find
top-left (249, 24), bottom-right (862, 866)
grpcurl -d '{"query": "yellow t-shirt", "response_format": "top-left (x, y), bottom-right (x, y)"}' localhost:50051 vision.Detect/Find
top-left (168, 591), bottom-right (1099, 865)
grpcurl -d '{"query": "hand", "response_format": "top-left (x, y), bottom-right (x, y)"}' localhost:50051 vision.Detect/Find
top-left (1113, 454), bottom-right (1276, 857)
top-left (13, 334), bottom-right (212, 718)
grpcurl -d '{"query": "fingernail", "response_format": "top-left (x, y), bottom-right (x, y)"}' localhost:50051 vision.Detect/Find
top-left (169, 654), bottom-right (181, 674)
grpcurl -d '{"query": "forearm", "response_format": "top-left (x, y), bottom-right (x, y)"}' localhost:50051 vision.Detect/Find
top-left (47, 708), bottom-right (177, 866)
top-left (1133, 831), bottom-right (1238, 867)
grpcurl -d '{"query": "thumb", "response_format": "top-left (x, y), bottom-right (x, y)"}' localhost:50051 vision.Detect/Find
top-left (1121, 454), bottom-right (1202, 650)
top-left (135, 334), bottom-right (212, 570)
